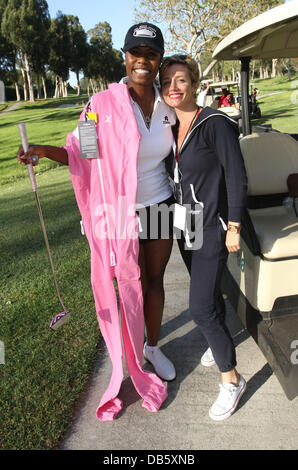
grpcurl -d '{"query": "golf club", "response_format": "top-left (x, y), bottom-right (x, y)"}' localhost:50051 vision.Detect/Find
top-left (18, 123), bottom-right (71, 330)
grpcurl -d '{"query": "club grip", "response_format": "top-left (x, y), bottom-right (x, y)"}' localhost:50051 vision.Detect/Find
top-left (18, 123), bottom-right (37, 192)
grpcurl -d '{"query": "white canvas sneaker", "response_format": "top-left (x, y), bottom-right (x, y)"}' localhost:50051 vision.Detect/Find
top-left (209, 375), bottom-right (247, 421)
top-left (201, 347), bottom-right (216, 367)
top-left (143, 343), bottom-right (176, 381)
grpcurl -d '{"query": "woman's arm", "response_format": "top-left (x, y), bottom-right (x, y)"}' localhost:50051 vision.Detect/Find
top-left (17, 144), bottom-right (69, 166)
top-left (211, 116), bottom-right (247, 223)
top-left (209, 116), bottom-right (247, 252)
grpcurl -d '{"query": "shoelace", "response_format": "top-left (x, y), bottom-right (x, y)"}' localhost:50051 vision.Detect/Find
top-left (215, 384), bottom-right (238, 410)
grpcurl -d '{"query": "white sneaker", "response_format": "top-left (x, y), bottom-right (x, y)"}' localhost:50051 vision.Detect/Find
top-left (201, 347), bottom-right (216, 367)
top-left (209, 375), bottom-right (247, 421)
top-left (143, 343), bottom-right (176, 381)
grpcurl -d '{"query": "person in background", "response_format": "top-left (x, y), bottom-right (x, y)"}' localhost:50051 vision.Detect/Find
top-left (196, 81), bottom-right (210, 108)
top-left (250, 88), bottom-right (258, 114)
top-left (218, 86), bottom-right (229, 107)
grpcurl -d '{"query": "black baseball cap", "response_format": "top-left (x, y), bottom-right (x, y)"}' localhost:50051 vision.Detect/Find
top-left (122, 22), bottom-right (164, 55)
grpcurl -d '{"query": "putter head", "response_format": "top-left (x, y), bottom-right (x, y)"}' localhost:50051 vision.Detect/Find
top-left (49, 310), bottom-right (71, 330)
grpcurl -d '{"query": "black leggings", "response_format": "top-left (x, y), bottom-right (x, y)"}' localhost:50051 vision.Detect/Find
top-left (177, 223), bottom-right (236, 373)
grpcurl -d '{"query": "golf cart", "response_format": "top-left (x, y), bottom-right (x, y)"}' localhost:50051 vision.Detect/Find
top-left (212, 0), bottom-right (298, 400)
top-left (197, 80), bottom-right (242, 120)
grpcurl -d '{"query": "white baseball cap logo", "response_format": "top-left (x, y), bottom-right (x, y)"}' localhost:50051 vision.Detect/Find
top-left (133, 25), bottom-right (157, 38)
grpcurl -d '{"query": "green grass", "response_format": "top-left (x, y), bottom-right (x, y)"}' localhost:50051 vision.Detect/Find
top-left (0, 168), bottom-right (101, 450)
top-left (0, 95), bottom-right (88, 187)
top-left (252, 74), bottom-right (298, 94)
top-left (0, 96), bottom-right (104, 450)
top-left (251, 75), bottom-right (298, 132)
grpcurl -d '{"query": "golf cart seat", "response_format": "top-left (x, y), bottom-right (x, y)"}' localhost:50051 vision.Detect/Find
top-left (243, 132), bottom-right (298, 259)
top-left (222, 131), bottom-right (298, 400)
top-left (205, 94), bottom-right (216, 108)
top-left (220, 106), bottom-right (241, 120)
top-left (250, 206), bottom-right (298, 260)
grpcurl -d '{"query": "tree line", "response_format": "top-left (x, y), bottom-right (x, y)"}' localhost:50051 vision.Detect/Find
top-left (0, 0), bottom-right (125, 102)
top-left (135, 0), bottom-right (294, 81)
top-left (1, 0), bottom-right (295, 104)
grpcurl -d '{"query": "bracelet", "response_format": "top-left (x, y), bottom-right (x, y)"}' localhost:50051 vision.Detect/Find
top-left (227, 224), bottom-right (241, 234)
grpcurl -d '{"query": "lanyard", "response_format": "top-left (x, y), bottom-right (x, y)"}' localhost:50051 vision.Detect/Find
top-left (85, 100), bottom-right (92, 120)
top-left (174, 107), bottom-right (201, 184)
top-left (175, 107), bottom-right (201, 162)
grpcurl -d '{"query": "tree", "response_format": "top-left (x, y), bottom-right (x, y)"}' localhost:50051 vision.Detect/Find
top-left (84, 22), bottom-right (125, 92)
top-left (0, 1), bottom-right (14, 77)
top-left (281, 58), bottom-right (296, 81)
top-left (2, 0), bottom-right (50, 101)
top-left (0, 4), bottom-right (21, 101)
top-left (135, 0), bottom-right (284, 78)
top-left (30, 12), bottom-right (50, 99)
top-left (48, 11), bottom-right (72, 98)
top-left (106, 49), bottom-right (126, 83)
top-left (67, 15), bottom-right (88, 95)
top-left (0, 0), bottom-right (20, 99)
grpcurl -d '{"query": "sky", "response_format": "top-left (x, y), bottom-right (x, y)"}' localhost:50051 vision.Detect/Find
top-left (46, 0), bottom-right (291, 85)
top-left (46, 0), bottom-right (145, 85)
top-left (47, 0), bottom-right (137, 50)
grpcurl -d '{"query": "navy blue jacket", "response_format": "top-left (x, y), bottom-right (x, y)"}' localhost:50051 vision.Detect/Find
top-left (166, 106), bottom-right (248, 227)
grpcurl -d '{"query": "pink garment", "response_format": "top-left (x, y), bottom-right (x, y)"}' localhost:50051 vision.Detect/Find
top-left (64, 83), bottom-right (168, 421)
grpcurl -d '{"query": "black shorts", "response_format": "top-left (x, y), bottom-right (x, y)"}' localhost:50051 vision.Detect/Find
top-left (136, 196), bottom-right (175, 243)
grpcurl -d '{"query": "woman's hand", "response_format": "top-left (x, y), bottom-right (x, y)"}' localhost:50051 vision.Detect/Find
top-left (225, 231), bottom-right (240, 252)
top-left (225, 222), bottom-right (241, 252)
top-left (17, 145), bottom-right (45, 166)
top-left (16, 144), bottom-right (69, 166)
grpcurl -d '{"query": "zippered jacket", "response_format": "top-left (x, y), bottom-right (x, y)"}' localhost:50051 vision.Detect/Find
top-left (166, 106), bottom-right (248, 226)
top-left (63, 83), bottom-right (168, 421)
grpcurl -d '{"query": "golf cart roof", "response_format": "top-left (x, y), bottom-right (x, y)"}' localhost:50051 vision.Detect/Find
top-left (212, 0), bottom-right (298, 60)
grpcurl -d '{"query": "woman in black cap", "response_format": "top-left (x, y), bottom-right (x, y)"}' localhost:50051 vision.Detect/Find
top-left (119, 23), bottom-right (176, 381)
top-left (17, 23), bottom-right (176, 385)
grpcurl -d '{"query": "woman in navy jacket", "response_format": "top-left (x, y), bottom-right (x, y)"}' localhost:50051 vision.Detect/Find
top-left (160, 55), bottom-right (248, 421)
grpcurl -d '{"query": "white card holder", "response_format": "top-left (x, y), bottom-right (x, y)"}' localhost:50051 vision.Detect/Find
top-left (173, 203), bottom-right (187, 231)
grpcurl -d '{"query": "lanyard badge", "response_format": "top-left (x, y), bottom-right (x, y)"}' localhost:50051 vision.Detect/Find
top-left (78, 111), bottom-right (99, 159)
top-left (173, 203), bottom-right (186, 231)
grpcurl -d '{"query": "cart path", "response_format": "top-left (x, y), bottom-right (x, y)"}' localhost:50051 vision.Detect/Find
top-left (257, 91), bottom-right (287, 99)
top-left (60, 241), bottom-right (298, 451)
top-left (0, 101), bottom-right (22, 113)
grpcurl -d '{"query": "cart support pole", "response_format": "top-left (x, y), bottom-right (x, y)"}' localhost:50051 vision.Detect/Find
top-left (241, 57), bottom-right (251, 136)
